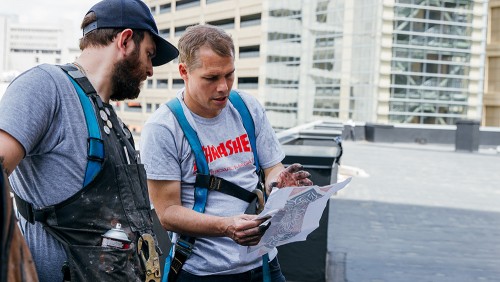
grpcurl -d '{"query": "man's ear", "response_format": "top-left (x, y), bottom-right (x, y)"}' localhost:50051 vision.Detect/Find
top-left (116, 29), bottom-right (135, 55)
top-left (179, 63), bottom-right (188, 79)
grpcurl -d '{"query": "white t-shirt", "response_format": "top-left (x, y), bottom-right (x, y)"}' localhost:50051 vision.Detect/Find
top-left (140, 89), bottom-right (284, 275)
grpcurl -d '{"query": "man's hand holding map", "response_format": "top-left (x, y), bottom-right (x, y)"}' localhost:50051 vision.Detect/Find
top-left (240, 177), bottom-right (352, 258)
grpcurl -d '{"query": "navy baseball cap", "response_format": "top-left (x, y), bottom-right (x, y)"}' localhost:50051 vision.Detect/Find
top-left (83, 0), bottom-right (178, 66)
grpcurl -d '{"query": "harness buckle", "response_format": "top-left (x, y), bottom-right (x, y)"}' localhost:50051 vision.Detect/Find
top-left (87, 137), bottom-right (104, 162)
top-left (252, 189), bottom-right (265, 214)
top-left (208, 176), bottom-right (222, 191)
top-left (175, 238), bottom-right (194, 257)
top-left (170, 238), bottom-right (194, 275)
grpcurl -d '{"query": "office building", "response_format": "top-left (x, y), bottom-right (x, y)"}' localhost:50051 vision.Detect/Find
top-left (0, 15), bottom-right (80, 75)
top-left (384, 0), bottom-right (487, 125)
top-left (113, 0), bottom-right (489, 131)
top-left (483, 0), bottom-right (500, 126)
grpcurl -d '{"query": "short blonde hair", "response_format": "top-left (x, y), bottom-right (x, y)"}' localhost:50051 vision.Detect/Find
top-left (178, 24), bottom-right (234, 71)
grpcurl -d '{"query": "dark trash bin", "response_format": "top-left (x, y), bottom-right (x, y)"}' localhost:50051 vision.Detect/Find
top-left (455, 119), bottom-right (480, 152)
top-left (278, 137), bottom-right (342, 282)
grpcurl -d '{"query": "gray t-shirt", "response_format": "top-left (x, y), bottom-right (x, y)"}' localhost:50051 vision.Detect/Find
top-left (140, 89), bottom-right (284, 275)
top-left (0, 64), bottom-right (88, 282)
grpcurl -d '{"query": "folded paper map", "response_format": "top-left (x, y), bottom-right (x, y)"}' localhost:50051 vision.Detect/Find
top-left (241, 177), bottom-right (352, 258)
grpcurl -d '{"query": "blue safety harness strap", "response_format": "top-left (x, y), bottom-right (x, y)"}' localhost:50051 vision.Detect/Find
top-left (228, 93), bottom-right (259, 169)
top-left (165, 98), bottom-right (209, 214)
top-left (13, 66), bottom-right (105, 225)
top-left (229, 92), bottom-right (271, 282)
top-left (62, 69), bottom-right (104, 187)
top-left (163, 90), bottom-right (271, 282)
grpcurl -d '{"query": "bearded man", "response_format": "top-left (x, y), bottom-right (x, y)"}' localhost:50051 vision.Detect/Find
top-left (0, 0), bottom-right (178, 281)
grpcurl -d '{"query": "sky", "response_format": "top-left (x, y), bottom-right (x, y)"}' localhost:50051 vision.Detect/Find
top-left (0, 0), bottom-right (101, 41)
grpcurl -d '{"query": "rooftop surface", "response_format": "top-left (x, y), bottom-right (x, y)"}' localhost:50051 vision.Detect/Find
top-left (327, 141), bottom-right (500, 281)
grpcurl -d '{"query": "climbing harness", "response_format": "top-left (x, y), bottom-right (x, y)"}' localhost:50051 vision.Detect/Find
top-left (163, 90), bottom-right (271, 282)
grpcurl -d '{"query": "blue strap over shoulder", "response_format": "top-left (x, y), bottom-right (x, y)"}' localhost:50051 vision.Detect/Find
top-left (228, 92), bottom-right (269, 282)
top-left (228, 91), bottom-right (259, 169)
top-left (66, 75), bottom-right (104, 187)
top-left (166, 97), bottom-right (209, 213)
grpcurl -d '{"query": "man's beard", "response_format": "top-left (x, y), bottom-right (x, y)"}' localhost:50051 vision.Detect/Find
top-left (110, 48), bottom-right (144, 101)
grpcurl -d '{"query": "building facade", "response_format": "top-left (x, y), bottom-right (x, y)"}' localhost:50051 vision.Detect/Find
top-left (124, 0), bottom-right (489, 131)
top-left (483, 0), bottom-right (500, 126)
top-left (0, 15), bottom-right (80, 75)
top-left (383, 0), bottom-right (487, 125)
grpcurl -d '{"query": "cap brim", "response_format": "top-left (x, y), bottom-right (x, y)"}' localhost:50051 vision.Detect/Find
top-left (151, 34), bottom-right (179, 66)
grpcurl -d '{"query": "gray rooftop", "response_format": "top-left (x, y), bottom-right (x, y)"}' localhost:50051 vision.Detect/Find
top-left (328, 141), bottom-right (500, 282)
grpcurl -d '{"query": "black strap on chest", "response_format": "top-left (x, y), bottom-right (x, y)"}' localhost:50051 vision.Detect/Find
top-left (194, 174), bottom-right (257, 203)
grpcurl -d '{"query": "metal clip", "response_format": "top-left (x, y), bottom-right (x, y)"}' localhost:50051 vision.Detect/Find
top-left (252, 189), bottom-right (265, 214)
top-left (138, 233), bottom-right (161, 282)
top-left (209, 176), bottom-right (222, 191)
top-left (175, 238), bottom-right (193, 257)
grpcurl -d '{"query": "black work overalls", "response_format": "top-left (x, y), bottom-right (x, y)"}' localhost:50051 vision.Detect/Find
top-left (15, 65), bottom-right (157, 281)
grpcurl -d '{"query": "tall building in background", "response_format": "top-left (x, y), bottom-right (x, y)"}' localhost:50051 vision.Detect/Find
top-left (261, 0), bottom-right (383, 128)
top-left (0, 1), bottom-right (491, 132)
top-left (120, 0), bottom-right (489, 131)
top-left (384, 0), bottom-right (487, 125)
top-left (0, 14), bottom-right (80, 79)
top-left (483, 0), bottom-right (500, 126)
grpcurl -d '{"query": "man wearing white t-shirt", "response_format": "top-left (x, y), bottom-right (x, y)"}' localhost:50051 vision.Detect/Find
top-left (141, 24), bottom-right (313, 281)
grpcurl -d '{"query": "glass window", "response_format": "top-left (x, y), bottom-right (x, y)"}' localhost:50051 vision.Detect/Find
top-left (316, 0), bottom-right (329, 23)
top-left (491, 7), bottom-right (500, 43)
top-left (207, 18), bottom-right (234, 30)
top-left (426, 63), bottom-right (438, 73)
top-left (239, 45), bottom-right (259, 58)
top-left (241, 13), bottom-right (261, 28)
top-left (395, 33), bottom-right (409, 44)
top-left (238, 77), bottom-right (258, 89)
top-left (268, 32), bottom-right (300, 42)
top-left (173, 79), bottom-right (184, 89)
top-left (160, 3), bottom-right (171, 14)
top-left (266, 55), bottom-right (300, 65)
top-left (394, 74), bottom-right (407, 85)
top-left (316, 36), bottom-right (334, 47)
top-left (176, 0), bottom-right (199, 11)
top-left (488, 56), bottom-right (500, 92)
top-left (157, 79), bottom-right (168, 89)
top-left (159, 28), bottom-right (170, 39)
top-left (266, 78), bottom-right (299, 89)
top-left (313, 62), bottom-right (333, 71)
top-left (269, 9), bottom-right (301, 18)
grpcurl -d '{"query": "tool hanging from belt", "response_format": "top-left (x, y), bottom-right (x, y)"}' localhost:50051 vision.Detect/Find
top-left (163, 91), bottom-right (271, 282)
top-left (138, 234), bottom-right (162, 282)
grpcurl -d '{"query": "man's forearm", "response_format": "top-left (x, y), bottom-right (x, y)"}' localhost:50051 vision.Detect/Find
top-left (160, 205), bottom-right (229, 237)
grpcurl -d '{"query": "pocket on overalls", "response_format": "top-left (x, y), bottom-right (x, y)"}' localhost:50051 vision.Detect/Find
top-left (115, 164), bottom-right (152, 232)
top-left (65, 244), bottom-right (140, 282)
